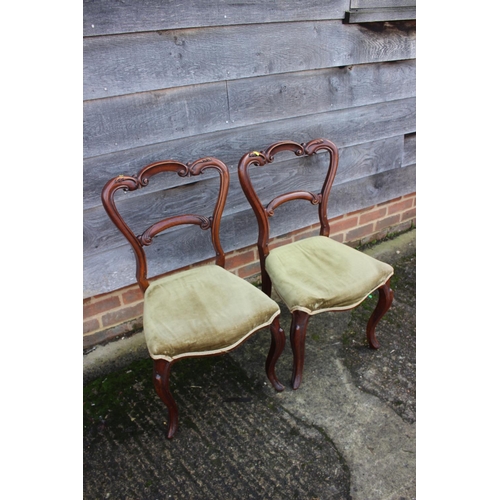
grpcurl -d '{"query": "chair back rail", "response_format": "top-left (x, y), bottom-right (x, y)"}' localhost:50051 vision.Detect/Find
top-left (101, 157), bottom-right (229, 292)
top-left (238, 138), bottom-right (339, 259)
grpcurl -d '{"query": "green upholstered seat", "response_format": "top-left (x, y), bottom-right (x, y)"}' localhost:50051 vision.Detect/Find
top-left (144, 265), bottom-right (281, 361)
top-left (266, 236), bottom-right (394, 315)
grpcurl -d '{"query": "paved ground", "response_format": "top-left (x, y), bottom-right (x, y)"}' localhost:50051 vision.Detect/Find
top-left (83, 229), bottom-right (416, 500)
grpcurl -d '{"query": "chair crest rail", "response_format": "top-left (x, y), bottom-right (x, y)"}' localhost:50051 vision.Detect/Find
top-left (101, 157), bottom-right (229, 292)
top-left (238, 138), bottom-right (339, 249)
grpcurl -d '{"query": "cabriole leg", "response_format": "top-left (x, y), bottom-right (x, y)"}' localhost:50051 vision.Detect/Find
top-left (290, 310), bottom-right (311, 390)
top-left (153, 358), bottom-right (178, 439)
top-left (366, 280), bottom-right (394, 349)
top-left (265, 315), bottom-right (286, 392)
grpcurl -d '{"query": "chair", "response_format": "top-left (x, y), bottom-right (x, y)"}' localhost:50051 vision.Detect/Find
top-left (238, 138), bottom-right (394, 390)
top-left (101, 156), bottom-right (286, 438)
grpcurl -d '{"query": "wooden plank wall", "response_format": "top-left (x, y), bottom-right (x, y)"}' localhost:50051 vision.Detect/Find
top-left (83, 0), bottom-right (416, 298)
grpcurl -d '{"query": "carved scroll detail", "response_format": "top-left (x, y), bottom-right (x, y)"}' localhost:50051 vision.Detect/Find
top-left (265, 192), bottom-right (322, 217)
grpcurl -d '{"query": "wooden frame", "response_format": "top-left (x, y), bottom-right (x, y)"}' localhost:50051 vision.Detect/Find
top-left (238, 138), bottom-right (394, 389)
top-left (101, 157), bottom-right (228, 292)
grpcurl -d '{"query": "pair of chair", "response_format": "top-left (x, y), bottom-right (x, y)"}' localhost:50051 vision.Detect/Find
top-left (101, 138), bottom-right (394, 438)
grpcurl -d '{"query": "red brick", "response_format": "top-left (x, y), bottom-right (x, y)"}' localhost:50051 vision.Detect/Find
top-left (122, 287), bottom-right (143, 305)
top-left (379, 197), bottom-right (402, 207)
top-left (359, 207), bottom-right (387, 225)
top-left (269, 236), bottom-right (294, 251)
top-left (375, 214), bottom-right (401, 231)
top-left (225, 248), bottom-right (257, 270)
top-left (330, 233), bottom-right (344, 243)
top-left (388, 198), bottom-right (414, 215)
top-left (236, 261), bottom-right (262, 279)
top-left (329, 215), bottom-right (358, 234)
top-left (84, 330), bottom-right (109, 350)
top-left (83, 295), bottom-right (121, 319)
top-left (346, 223), bottom-right (374, 241)
top-left (392, 220), bottom-right (414, 233)
top-left (293, 226), bottom-right (321, 241)
top-left (402, 207), bottom-right (416, 221)
top-left (85, 319), bottom-right (145, 349)
top-left (102, 302), bottom-right (144, 328)
top-left (83, 318), bottom-right (99, 335)
top-left (345, 207), bottom-right (367, 217)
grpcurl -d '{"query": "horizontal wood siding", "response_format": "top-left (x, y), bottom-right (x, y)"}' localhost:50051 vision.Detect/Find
top-left (83, 1), bottom-right (416, 298)
top-left (344, 8), bottom-right (416, 23)
top-left (84, 60), bottom-right (415, 159)
top-left (83, 0), bottom-right (350, 36)
top-left (84, 20), bottom-right (415, 100)
top-left (84, 97), bottom-right (415, 210)
top-left (351, 0), bottom-right (415, 7)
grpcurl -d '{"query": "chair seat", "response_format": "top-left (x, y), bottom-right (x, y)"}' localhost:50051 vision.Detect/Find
top-left (143, 265), bottom-right (280, 361)
top-left (266, 236), bottom-right (394, 315)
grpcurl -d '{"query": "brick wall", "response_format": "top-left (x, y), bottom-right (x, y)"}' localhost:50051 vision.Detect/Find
top-left (83, 193), bottom-right (415, 350)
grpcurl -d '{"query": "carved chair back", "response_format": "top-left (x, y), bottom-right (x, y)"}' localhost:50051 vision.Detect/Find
top-left (101, 157), bottom-right (229, 293)
top-left (238, 138), bottom-right (339, 292)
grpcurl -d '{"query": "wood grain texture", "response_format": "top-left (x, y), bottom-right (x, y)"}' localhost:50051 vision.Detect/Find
top-left (403, 132), bottom-right (416, 167)
top-left (345, 8), bottom-right (416, 23)
top-left (84, 82), bottom-right (229, 158)
top-left (84, 163), bottom-right (415, 296)
top-left (84, 97), bottom-right (415, 209)
top-left (84, 60), bottom-right (415, 159)
top-left (227, 59), bottom-right (415, 126)
top-left (351, 0), bottom-right (415, 8)
top-left (84, 20), bottom-right (416, 99)
top-left (84, 0), bottom-right (350, 36)
top-left (82, 3), bottom-right (416, 300)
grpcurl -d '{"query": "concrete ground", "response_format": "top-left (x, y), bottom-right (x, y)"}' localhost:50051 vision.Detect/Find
top-left (83, 229), bottom-right (416, 500)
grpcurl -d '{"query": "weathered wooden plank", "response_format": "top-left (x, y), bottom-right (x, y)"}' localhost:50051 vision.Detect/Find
top-left (351, 0), bottom-right (415, 8)
top-left (84, 97), bottom-right (416, 209)
top-left (84, 60), bottom-right (415, 159)
top-left (83, 82), bottom-right (230, 159)
top-left (84, 163), bottom-right (415, 296)
top-left (84, 135), bottom-right (403, 256)
top-left (84, 224), bottom-right (216, 298)
top-left (83, 0), bottom-right (350, 37)
top-left (84, 20), bottom-right (416, 99)
top-left (227, 60), bottom-right (415, 126)
top-left (338, 135), bottom-right (404, 183)
top-left (403, 132), bottom-right (416, 167)
top-left (345, 8), bottom-right (416, 23)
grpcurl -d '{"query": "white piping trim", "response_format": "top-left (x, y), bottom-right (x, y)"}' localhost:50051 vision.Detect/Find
top-left (148, 309), bottom-right (281, 362)
top-left (288, 272), bottom-right (394, 316)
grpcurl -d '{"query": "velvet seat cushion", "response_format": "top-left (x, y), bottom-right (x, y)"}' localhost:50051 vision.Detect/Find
top-left (143, 265), bottom-right (280, 361)
top-left (265, 236), bottom-right (394, 315)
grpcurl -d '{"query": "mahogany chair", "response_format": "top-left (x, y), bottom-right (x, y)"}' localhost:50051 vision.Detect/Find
top-left (238, 138), bottom-right (394, 390)
top-left (101, 157), bottom-right (285, 438)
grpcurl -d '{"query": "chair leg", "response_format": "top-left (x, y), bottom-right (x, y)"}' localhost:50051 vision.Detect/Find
top-left (265, 315), bottom-right (286, 392)
top-left (153, 358), bottom-right (179, 439)
top-left (366, 280), bottom-right (394, 349)
top-left (290, 310), bottom-right (311, 390)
